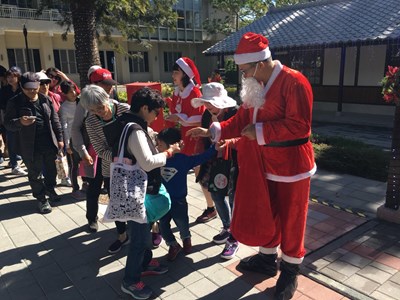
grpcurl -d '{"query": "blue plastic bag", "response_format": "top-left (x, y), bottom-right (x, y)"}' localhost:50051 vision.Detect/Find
top-left (145, 184), bottom-right (171, 223)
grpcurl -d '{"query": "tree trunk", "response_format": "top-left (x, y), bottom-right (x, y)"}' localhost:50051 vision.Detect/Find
top-left (70, 0), bottom-right (100, 88)
top-left (385, 104), bottom-right (400, 210)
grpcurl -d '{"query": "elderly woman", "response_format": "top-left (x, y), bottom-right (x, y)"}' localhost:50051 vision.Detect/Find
top-left (79, 84), bottom-right (130, 250)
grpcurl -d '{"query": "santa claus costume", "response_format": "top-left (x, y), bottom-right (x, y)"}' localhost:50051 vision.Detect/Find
top-left (168, 57), bottom-right (205, 155)
top-left (210, 32), bottom-right (316, 299)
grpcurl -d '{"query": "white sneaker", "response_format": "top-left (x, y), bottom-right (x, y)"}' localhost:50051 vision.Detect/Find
top-left (60, 177), bottom-right (72, 187)
top-left (11, 166), bottom-right (27, 176)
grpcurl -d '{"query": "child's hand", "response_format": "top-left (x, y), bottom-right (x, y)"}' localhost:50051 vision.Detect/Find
top-left (215, 140), bottom-right (228, 151)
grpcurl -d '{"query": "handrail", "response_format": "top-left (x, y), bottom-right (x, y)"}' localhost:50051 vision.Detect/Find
top-left (0, 5), bottom-right (62, 21)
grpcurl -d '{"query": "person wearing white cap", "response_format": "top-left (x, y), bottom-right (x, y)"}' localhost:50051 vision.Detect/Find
top-left (191, 82), bottom-right (241, 260)
top-left (188, 32), bottom-right (316, 299)
top-left (37, 71), bottom-right (62, 113)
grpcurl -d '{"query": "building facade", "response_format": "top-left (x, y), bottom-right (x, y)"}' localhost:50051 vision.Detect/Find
top-left (0, 0), bottom-right (221, 85)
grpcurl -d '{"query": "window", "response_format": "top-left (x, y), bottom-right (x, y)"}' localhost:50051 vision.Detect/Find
top-left (177, 9), bottom-right (185, 28)
top-left (53, 49), bottom-right (77, 74)
top-left (275, 48), bottom-right (323, 85)
top-left (164, 52), bottom-right (182, 72)
top-left (7, 48), bottom-right (41, 72)
top-left (99, 50), bottom-right (115, 77)
top-left (129, 51), bottom-right (149, 73)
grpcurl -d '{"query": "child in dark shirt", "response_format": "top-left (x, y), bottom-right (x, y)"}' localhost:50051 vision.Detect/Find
top-left (156, 127), bottom-right (216, 261)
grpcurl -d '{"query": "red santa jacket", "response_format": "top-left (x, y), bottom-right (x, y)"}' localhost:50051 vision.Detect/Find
top-left (168, 83), bottom-right (205, 155)
top-left (213, 61), bottom-right (316, 182)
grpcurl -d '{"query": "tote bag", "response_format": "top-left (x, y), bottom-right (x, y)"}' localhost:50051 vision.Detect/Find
top-left (208, 144), bottom-right (232, 196)
top-left (103, 123), bottom-right (148, 223)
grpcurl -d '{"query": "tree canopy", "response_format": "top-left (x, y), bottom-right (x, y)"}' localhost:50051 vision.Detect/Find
top-left (203, 0), bottom-right (316, 34)
top-left (39, 0), bottom-right (178, 86)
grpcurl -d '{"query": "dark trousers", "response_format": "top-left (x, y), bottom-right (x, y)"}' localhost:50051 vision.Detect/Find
top-left (85, 160), bottom-right (126, 234)
top-left (23, 148), bottom-right (57, 201)
top-left (66, 148), bottom-right (81, 191)
top-left (86, 157), bottom-right (103, 223)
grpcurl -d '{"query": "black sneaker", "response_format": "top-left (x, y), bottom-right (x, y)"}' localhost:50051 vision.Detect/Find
top-left (88, 221), bottom-right (98, 233)
top-left (38, 200), bottom-right (52, 214)
top-left (108, 236), bottom-right (130, 254)
top-left (46, 189), bottom-right (61, 202)
top-left (141, 259), bottom-right (168, 276)
top-left (121, 281), bottom-right (153, 300)
top-left (238, 253), bottom-right (278, 277)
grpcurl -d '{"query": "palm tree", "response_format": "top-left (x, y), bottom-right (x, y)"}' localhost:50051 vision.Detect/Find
top-left (70, 1), bottom-right (100, 87)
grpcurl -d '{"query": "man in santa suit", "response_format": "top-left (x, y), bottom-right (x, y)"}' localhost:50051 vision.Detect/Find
top-left (187, 32), bottom-right (316, 299)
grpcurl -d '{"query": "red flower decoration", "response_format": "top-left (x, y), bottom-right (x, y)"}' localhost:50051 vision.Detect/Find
top-left (382, 65), bottom-right (400, 105)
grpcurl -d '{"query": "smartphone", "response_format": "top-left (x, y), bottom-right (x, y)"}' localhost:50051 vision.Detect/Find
top-left (25, 116), bottom-right (36, 120)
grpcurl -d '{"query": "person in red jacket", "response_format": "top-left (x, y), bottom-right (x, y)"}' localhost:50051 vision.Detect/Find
top-left (187, 32), bottom-right (316, 300)
top-left (165, 57), bottom-right (217, 223)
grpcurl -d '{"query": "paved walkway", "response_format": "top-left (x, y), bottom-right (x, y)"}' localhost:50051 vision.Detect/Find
top-left (1, 120), bottom-right (400, 300)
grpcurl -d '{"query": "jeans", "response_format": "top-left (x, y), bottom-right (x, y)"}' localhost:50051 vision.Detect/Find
top-left (123, 221), bottom-right (152, 285)
top-left (159, 197), bottom-right (190, 245)
top-left (211, 191), bottom-right (234, 229)
top-left (23, 148), bottom-right (57, 201)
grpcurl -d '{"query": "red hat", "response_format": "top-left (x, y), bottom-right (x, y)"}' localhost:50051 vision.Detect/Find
top-left (90, 68), bottom-right (117, 85)
top-left (234, 32), bottom-right (271, 65)
top-left (176, 57), bottom-right (201, 87)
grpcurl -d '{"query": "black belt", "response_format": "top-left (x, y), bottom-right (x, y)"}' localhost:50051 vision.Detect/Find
top-left (265, 137), bottom-right (309, 147)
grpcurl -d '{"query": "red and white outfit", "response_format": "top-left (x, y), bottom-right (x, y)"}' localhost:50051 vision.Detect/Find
top-left (211, 60), bottom-right (316, 264)
top-left (169, 83), bottom-right (204, 155)
top-left (167, 57), bottom-right (205, 155)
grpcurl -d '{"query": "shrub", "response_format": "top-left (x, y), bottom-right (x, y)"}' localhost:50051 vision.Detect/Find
top-left (311, 134), bottom-right (389, 182)
top-left (118, 91), bottom-right (128, 103)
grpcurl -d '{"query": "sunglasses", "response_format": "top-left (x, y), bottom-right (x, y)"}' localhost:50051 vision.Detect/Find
top-left (40, 81), bottom-right (50, 86)
top-left (48, 74), bottom-right (61, 81)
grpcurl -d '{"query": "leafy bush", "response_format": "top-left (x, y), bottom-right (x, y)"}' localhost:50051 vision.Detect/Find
top-left (118, 91), bottom-right (128, 103)
top-left (162, 83), bottom-right (174, 98)
top-left (311, 134), bottom-right (389, 182)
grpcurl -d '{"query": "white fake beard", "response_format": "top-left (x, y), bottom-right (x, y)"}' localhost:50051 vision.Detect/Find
top-left (240, 76), bottom-right (265, 108)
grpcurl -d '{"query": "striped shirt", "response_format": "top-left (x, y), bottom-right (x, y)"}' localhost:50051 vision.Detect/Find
top-left (85, 100), bottom-right (130, 177)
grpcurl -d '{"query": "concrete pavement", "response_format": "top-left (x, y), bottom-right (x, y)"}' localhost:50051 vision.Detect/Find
top-left (1, 120), bottom-right (400, 300)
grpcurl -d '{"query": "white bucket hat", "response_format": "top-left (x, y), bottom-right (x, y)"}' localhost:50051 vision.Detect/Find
top-left (191, 82), bottom-right (236, 109)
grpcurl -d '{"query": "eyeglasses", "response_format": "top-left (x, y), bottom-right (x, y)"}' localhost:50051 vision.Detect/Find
top-left (89, 105), bottom-right (106, 114)
top-left (152, 108), bottom-right (161, 117)
top-left (240, 63), bottom-right (257, 76)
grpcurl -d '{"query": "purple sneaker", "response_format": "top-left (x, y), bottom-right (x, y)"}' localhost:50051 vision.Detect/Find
top-left (152, 232), bottom-right (162, 248)
top-left (220, 241), bottom-right (239, 260)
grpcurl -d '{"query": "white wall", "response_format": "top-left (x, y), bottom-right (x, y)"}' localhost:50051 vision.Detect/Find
top-left (358, 44), bottom-right (386, 86)
top-left (344, 46), bottom-right (357, 86)
top-left (323, 48), bottom-right (340, 85)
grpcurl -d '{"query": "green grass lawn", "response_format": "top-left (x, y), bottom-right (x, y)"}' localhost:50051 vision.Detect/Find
top-left (312, 134), bottom-right (389, 182)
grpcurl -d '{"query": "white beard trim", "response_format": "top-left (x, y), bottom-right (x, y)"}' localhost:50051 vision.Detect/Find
top-left (240, 77), bottom-right (265, 108)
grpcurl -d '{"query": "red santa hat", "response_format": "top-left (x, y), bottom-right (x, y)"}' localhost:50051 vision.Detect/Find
top-left (176, 57), bottom-right (201, 87)
top-left (234, 32), bottom-right (271, 65)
